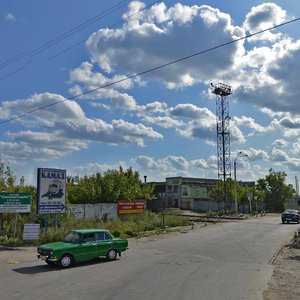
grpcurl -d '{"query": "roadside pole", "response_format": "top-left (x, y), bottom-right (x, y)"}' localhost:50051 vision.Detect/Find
top-left (44, 215), bottom-right (48, 239)
top-left (13, 213), bottom-right (17, 238)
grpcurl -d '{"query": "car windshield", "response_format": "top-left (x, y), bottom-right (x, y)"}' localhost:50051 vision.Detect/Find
top-left (64, 231), bottom-right (81, 243)
top-left (284, 210), bottom-right (297, 214)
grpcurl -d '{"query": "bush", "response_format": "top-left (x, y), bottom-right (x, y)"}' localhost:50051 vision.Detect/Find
top-left (0, 212), bottom-right (190, 245)
top-left (0, 236), bottom-right (22, 247)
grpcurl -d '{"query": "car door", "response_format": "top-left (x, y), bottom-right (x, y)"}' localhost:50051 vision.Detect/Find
top-left (95, 232), bottom-right (112, 256)
top-left (79, 233), bottom-right (97, 261)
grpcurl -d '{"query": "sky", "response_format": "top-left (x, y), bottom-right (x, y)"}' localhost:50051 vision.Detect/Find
top-left (1, 0), bottom-right (300, 188)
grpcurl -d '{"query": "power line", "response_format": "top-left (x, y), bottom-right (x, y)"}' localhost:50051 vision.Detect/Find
top-left (28, 0), bottom-right (132, 57)
top-left (47, 1), bottom-right (161, 61)
top-left (0, 0), bottom-right (161, 81)
top-left (0, 0), bottom-right (131, 72)
top-left (0, 53), bottom-right (25, 69)
top-left (0, 17), bottom-right (299, 126)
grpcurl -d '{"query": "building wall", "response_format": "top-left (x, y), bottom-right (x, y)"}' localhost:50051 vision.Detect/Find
top-left (166, 177), bottom-right (219, 211)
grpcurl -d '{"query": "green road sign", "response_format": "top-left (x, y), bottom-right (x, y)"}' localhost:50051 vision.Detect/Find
top-left (0, 192), bottom-right (31, 213)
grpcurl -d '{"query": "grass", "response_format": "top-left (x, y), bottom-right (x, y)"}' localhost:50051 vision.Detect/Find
top-left (0, 211), bottom-right (190, 246)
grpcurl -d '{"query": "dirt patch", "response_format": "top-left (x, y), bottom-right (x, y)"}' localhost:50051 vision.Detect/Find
top-left (0, 246), bottom-right (38, 264)
top-left (263, 238), bottom-right (300, 300)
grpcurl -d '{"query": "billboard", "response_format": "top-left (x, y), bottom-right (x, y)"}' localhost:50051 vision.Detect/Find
top-left (0, 192), bottom-right (31, 213)
top-left (117, 201), bottom-right (145, 215)
top-left (37, 168), bottom-right (66, 214)
top-left (181, 186), bottom-right (207, 198)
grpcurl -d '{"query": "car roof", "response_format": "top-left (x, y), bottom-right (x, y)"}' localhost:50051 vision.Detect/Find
top-left (71, 229), bottom-right (110, 234)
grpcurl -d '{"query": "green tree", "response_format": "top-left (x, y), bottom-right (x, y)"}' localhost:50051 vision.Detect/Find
top-left (209, 181), bottom-right (224, 204)
top-left (68, 167), bottom-right (154, 204)
top-left (257, 169), bottom-right (294, 212)
top-left (0, 158), bottom-right (37, 238)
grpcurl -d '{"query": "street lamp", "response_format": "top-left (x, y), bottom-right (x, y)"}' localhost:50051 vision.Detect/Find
top-left (234, 151), bottom-right (248, 213)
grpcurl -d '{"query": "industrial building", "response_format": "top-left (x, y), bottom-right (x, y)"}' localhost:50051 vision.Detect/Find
top-left (147, 176), bottom-right (255, 212)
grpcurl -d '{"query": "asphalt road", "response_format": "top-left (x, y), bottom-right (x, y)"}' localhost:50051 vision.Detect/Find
top-left (0, 216), bottom-right (298, 300)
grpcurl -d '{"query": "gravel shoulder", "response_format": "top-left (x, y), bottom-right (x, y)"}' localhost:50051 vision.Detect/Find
top-left (263, 235), bottom-right (300, 300)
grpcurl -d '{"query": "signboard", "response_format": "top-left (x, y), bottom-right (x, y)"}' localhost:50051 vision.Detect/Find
top-left (182, 186), bottom-right (207, 198)
top-left (37, 168), bottom-right (66, 214)
top-left (166, 177), bottom-right (183, 186)
top-left (0, 192), bottom-right (31, 213)
top-left (117, 201), bottom-right (145, 215)
top-left (23, 224), bottom-right (40, 240)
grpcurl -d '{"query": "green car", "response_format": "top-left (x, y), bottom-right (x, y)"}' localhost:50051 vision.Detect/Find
top-left (37, 229), bottom-right (128, 268)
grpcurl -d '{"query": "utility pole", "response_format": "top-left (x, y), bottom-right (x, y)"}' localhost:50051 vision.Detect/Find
top-left (211, 83), bottom-right (232, 213)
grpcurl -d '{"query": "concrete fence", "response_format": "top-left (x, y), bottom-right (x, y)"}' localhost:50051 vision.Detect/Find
top-left (68, 203), bottom-right (117, 220)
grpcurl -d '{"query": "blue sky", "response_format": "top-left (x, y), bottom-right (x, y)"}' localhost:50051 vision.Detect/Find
top-left (1, 0), bottom-right (300, 187)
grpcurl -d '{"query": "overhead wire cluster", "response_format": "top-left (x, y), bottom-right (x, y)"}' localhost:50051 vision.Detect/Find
top-left (0, 0), bottom-right (161, 80)
top-left (1, 16), bottom-right (300, 126)
top-left (0, 0), bottom-right (131, 72)
top-left (0, 1), bottom-right (300, 154)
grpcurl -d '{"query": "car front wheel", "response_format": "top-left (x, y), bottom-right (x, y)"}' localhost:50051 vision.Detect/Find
top-left (106, 249), bottom-right (117, 261)
top-left (45, 259), bottom-right (55, 265)
top-left (59, 254), bottom-right (73, 268)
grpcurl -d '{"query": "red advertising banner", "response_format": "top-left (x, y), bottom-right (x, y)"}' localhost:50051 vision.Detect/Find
top-left (117, 201), bottom-right (145, 215)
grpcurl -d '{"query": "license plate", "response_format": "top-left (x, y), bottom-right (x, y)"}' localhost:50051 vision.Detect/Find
top-left (286, 218), bottom-right (292, 221)
top-left (40, 255), bottom-right (47, 260)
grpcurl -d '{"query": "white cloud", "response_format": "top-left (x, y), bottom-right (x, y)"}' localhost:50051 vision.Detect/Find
top-left (166, 156), bottom-right (189, 170)
top-left (242, 147), bottom-right (270, 161)
top-left (190, 159), bottom-right (210, 169)
top-left (243, 3), bottom-right (287, 42)
top-left (5, 13), bottom-right (16, 22)
top-left (0, 138), bottom-right (83, 162)
top-left (285, 158), bottom-right (300, 172)
top-left (70, 161), bottom-right (127, 177)
top-left (142, 115), bottom-right (183, 128)
top-left (272, 139), bottom-right (288, 149)
top-left (142, 101), bottom-right (168, 113)
top-left (292, 140), bottom-right (300, 156)
top-left (86, 2), bottom-right (245, 88)
top-left (134, 156), bottom-right (162, 171)
top-left (271, 148), bottom-right (289, 162)
top-left (168, 104), bottom-right (215, 121)
top-left (69, 62), bottom-right (138, 111)
top-left (233, 116), bottom-right (266, 133)
top-left (234, 39), bottom-right (300, 115)
top-left (0, 93), bottom-right (163, 162)
top-left (133, 154), bottom-right (222, 181)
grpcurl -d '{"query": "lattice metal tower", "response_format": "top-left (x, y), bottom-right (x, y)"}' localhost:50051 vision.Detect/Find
top-left (211, 83), bottom-right (232, 212)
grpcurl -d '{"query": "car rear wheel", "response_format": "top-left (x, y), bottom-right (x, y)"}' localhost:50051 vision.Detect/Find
top-left (106, 249), bottom-right (117, 261)
top-left (59, 254), bottom-right (73, 268)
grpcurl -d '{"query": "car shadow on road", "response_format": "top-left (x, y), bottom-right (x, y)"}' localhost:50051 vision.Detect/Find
top-left (12, 257), bottom-right (117, 275)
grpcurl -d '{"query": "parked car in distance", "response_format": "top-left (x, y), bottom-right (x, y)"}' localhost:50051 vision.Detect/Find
top-left (281, 209), bottom-right (300, 224)
top-left (37, 229), bottom-right (128, 268)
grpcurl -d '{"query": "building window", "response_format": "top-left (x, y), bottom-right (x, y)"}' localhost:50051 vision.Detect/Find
top-left (167, 186), bottom-right (172, 193)
top-left (173, 185), bottom-right (179, 193)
